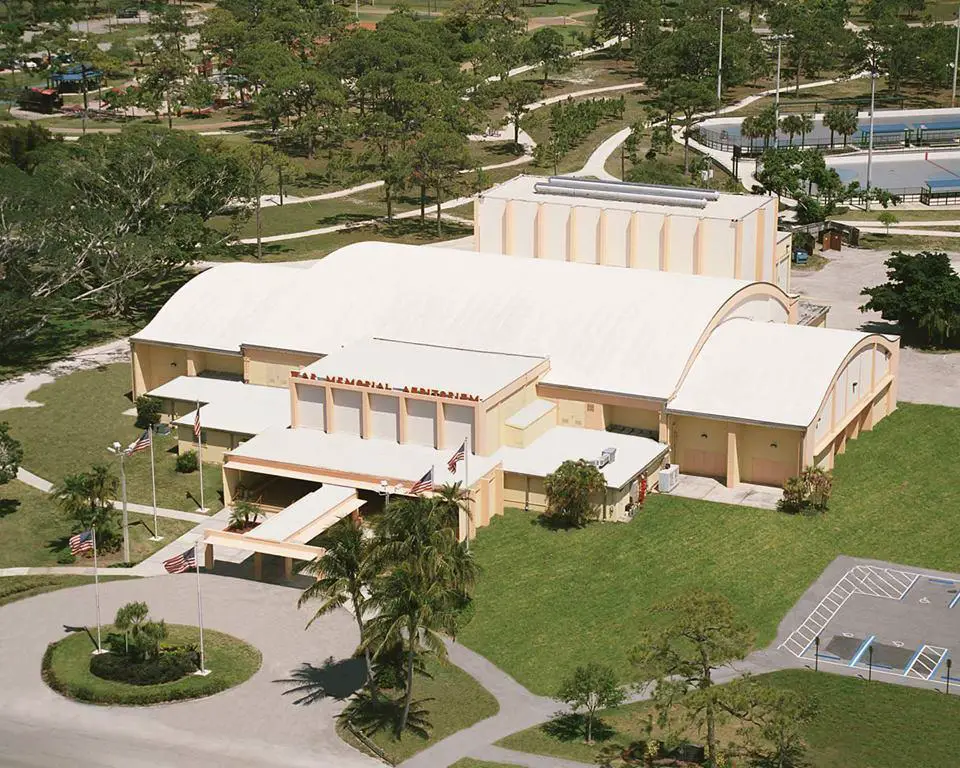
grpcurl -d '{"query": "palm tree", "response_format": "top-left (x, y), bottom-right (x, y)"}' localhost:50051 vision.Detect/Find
top-left (740, 115), bottom-right (761, 153)
top-left (433, 482), bottom-right (473, 544)
top-left (366, 495), bottom-right (477, 735)
top-left (824, 106), bottom-right (858, 148)
top-left (798, 113), bottom-right (814, 147)
top-left (299, 520), bottom-right (379, 698)
top-left (51, 464), bottom-right (118, 537)
top-left (780, 114), bottom-right (803, 146)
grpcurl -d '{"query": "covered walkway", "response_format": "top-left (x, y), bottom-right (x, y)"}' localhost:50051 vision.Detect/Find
top-left (203, 485), bottom-right (366, 579)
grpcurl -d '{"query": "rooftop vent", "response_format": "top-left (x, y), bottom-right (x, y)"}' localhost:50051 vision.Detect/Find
top-left (533, 175), bottom-right (719, 209)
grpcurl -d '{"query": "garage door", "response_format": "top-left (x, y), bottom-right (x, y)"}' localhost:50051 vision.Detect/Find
top-left (748, 458), bottom-right (791, 487)
top-left (297, 384), bottom-right (326, 430)
top-left (369, 394), bottom-right (400, 442)
top-left (681, 448), bottom-right (726, 479)
top-left (332, 389), bottom-right (362, 436)
top-left (406, 399), bottom-right (436, 447)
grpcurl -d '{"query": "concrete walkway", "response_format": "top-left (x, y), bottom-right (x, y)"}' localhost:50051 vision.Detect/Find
top-left (837, 225), bottom-right (960, 237)
top-left (661, 474), bottom-right (784, 510)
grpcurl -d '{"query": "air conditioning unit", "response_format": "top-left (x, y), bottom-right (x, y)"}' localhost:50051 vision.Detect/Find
top-left (659, 463), bottom-right (680, 493)
top-left (594, 447), bottom-right (617, 469)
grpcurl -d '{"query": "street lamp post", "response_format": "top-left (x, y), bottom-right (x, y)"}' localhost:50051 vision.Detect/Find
top-left (379, 479), bottom-right (392, 512)
top-left (716, 7), bottom-right (725, 114)
top-left (107, 441), bottom-right (130, 564)
top-left (771, 34), bottom-right (792, 143)
top-left (953, 2), bottom-right (960, 107)
top-left (865, 71), bottom-right (878, 212)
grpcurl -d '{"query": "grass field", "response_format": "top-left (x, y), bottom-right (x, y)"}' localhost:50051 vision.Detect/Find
top-left (43, 623), bottom-right (262, 705)
top-left (0, 574), bottom-right (134, 606)
top-left (498, 669), bottom-right (960, 768)
top-left (213, 218), bottom-right (474, 262)
top-left (0, 364), bottom-right (224, 513)
top-left (449, 760), bottom-right (522, 768)
top-left (835, 208), bottom-right (960, 222)
top-left (859, 233), bottom-right (960, 252)
top-left (458, 403), bottom-right (960, 696)
top-left (338, 658), bottom-right (499, 762)
top-left (0, 480), bottom-right (196, 567)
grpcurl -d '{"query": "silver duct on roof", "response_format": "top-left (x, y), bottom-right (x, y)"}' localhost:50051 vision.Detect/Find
top-left (533, 181), bottom-right (708, 209)
top-left (539, 175), bottom-right (720, 205)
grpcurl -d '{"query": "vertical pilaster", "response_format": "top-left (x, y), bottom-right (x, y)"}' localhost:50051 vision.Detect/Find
top-left (628, 212), bottom-right (640, 268)
top-left (435, 400), bottom-right (444, 449)
top-left (567, 207), bottom-right (577, 262)
top-left (693, 219), bottom-right (705, 275)
top-left (534, 202), bottom-right (545, 258)
top-left (659, 215), bottom-right (671, 271)
top-left (361, 391), bottom-right (371, 438)
top-left (726, 427), bottom-right (739, 488)
top-left (324, 385), bottom-right (335, 433)
top-left (398, 396), bottom-right (408, 444)
top-left (597, 209), bottom-right (607, 265)
top-left (502, 201), bottom-right (514, 255)
top-left (755, 207), bottom-right (767, 281)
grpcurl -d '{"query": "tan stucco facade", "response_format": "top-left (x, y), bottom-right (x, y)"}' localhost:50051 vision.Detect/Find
top-left (131, 341), bottom-right (243, 398)
top-left (243, 344), bottom-right (321, 388)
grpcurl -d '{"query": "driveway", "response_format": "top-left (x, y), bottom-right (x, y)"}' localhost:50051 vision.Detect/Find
top-left (0, 575), bottom-right (379, 768)
top-left (790, 247), bottom-right (960, 408)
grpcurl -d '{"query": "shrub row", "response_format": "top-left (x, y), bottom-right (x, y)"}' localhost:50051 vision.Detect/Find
top-left (90, 647), bottom-right (199, 686)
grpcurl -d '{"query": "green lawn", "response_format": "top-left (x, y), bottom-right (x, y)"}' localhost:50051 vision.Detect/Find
top-left (212, 218), bottom-right (474, 263)
top-left (459, 404), bottom-right (960, 696)
top-left (449, 761), bottom-right (522, 768)
top-left (859, 233), bottom-right (960, 252)
top-left (1, 364), bottom-right (224, 513)
top-left (339, 658), bottom-right (499, 763)
top-left (835, 209), bottom-right (960, 222)
top-left (0, 480), bottom-right (195, 567)
top-left (499, 669), bottom-right (960, 768)
top-left (0, 574), bottom-right (134, 606)
top-left (43, 623), bottom-right (262, 705)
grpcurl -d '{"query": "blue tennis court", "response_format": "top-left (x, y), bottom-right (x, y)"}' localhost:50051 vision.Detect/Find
top-left (826, 150), bottom-right (960, 196)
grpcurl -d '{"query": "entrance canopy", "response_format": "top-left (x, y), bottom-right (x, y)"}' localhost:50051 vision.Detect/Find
top-left (203, 484), bottom-right (365, 561)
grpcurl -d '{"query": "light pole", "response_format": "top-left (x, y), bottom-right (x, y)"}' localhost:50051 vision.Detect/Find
top-left (953, 2), bottom-right (959, 107)
top-left (107, 441), bottom-right (130, 564)
top-left (772, 34), bottom-right (792, 132)
top-left (865, 71), bottom-right (878, 212)
top-left (379, 479), bottom-right (392, 512)
top-left (716, 6), bottom-right (725, 114)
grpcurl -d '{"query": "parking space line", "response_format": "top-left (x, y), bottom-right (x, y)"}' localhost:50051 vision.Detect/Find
top-left (929, 652), bottom-right (948, 681)
top-left (849, 635), bottom-right (875, 667)
top-left (904, 645), bottom-right (948, 679)
top-left (903, 647), bottom-right (924, 675)
top-left (948, 592), bottom-right (960, 609)
top-left (900, 572), bottom-right (921, 599)
top-left (928, 578), bottom-right (955, 586)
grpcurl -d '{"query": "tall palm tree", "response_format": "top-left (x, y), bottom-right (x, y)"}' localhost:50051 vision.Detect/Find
top-left (366, 495), bottom-right (478, 735)
top-left (299, 520), bottom-right (379, 698)
top-left (51, 464), bottom-right (118, 534)
top-left (797, 113), bottom-right (814, 147)
top-left (433, 482), bottom-right (472, 544)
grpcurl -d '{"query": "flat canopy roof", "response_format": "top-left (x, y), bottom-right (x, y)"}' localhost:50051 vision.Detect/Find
top-left (481, 174), bottom-right (767, 221)
top-left (151, 377), bottom-right (290, 435)
top-left (304, 338), bottom-right (546, 401)
top-left (228, 427), bottom-right (500, 491)
top-left (494, 426), bottom-right (668, 488)
top-left (925, 178), bottom-right (960, 191)
top-left (667, 319), bottom-right (891, 428)
top-left (252, 484), bottom-right (362, 543)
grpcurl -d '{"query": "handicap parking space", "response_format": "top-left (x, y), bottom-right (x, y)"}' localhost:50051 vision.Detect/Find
top-left (780, 564), bottom-right (960, 690)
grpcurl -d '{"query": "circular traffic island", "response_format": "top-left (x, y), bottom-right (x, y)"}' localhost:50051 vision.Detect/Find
top-left (42, 624), bottom-right (262, 706)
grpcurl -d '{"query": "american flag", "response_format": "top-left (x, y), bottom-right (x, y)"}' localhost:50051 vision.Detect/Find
top-left (69, 529), bottom-right (94, 556)
top-left (410, 468), bottom-right (434, 495)
top-left (163, 547), bottom-right (197, 574)
top-left (193, 404), bottom-right (202, 440)
top-left (447, 439), bottom-right (466, 474)
top-left (125, 428), bottom-right (152, 455)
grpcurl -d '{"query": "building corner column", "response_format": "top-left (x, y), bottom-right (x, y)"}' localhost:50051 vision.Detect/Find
top-left (726, 427), bottom-right (739, 488)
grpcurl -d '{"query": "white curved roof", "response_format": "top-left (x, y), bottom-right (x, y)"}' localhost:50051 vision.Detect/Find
top-left (133, 262), bottom-right (300, 353)
top-left (137, 242), bottom-right (762, 401)
top-left (667, 319), bottom-right (882, 428)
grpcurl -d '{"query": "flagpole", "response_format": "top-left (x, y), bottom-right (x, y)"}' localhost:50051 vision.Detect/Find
top-left (196, 401), bottom-right (205, 513)
top-left (91, 526), bottom-right (106, 655)
top-left (148, 427), bottom-right (161, 541)
top-left (193, 541), bottom-right (210, 676)
top-left (463, 439), bottom-right (471, 552)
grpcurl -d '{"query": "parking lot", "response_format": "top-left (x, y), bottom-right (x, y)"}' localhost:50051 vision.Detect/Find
top-left (778, 558), bottom-right (960, 690)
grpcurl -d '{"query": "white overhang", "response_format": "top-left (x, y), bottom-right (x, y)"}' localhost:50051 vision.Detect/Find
top-left (153, 377), bottom-right (291, 436)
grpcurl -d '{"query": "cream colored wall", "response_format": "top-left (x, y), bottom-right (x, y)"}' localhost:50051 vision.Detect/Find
top-left (501, 404), bottom-right (557, 449)
top-left (737, 425), bottom-right (801, 486)
top-left (177, 424), bottom-right (246, 465)
top-left (475, 193), bottom-right (781, 287)
top-left (244, 347), bottom-right (321, 388)
top-left (192, 351), bottom-right (243, 378)
top-left (670, 415), bottom-right (728, 478)
top-left (604, 405), bottom-right (660, 434)
top-left (481, 381), bottom-right (538, 454)
top-left (131, 342), bottom-right (188, 397)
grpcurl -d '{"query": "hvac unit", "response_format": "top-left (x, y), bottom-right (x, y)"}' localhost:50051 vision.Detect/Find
top-left (593, 447), bottom-right (617, 469)
top-left (659, 464), bottom-right (680, 493)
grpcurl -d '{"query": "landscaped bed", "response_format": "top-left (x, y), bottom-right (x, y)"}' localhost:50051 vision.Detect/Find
top-left (42, 623), bottom-right (261, 706)
top-left (459, 403), bottom-right (960, 696)
top-left (497, 669), bottom-right (960, 768)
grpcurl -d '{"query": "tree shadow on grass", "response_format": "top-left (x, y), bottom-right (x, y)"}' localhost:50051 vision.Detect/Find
top-left (0, 498), bottom-right (21, 518)
top-left (273, 656), bottom-right (367, 704)
top-left (542, 712), bottom-right (616, 743)
top-left (531, 514), bottom-right (582, 531)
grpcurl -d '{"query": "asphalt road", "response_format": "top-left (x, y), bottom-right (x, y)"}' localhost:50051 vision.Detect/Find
top-left (0, 574), bottom-right (380, 768)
